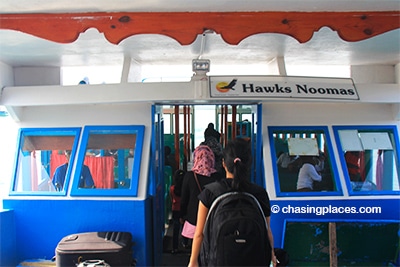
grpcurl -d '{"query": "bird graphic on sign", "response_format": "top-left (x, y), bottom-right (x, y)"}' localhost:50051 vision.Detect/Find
top-left (220, 79), bottom-right (237, 90)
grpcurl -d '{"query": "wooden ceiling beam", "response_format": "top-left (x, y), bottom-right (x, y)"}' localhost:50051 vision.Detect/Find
top-left (0, 11), bottom-right (399, 45)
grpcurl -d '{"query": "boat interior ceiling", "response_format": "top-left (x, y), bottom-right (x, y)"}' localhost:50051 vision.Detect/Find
top-left (0, 0), bottom-right (399, 84)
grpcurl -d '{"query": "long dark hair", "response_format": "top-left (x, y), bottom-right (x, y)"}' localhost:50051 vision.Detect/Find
top-left (223, 138), bottom-right (252, 190)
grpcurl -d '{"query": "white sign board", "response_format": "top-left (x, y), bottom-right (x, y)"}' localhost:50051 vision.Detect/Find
top-left (287, 138), bottom-right (319, 156)
top-left (360, 132), bottom-right (393, 150)
top-left (338, 130), bottom-right (364, 151)
top-left (209, 76), bottom-right (358, 100)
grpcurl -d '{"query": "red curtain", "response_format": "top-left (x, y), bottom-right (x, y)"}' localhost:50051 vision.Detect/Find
top-left (84, 156), bottom-right (115, 189)
top-left (50, 151), bottom-right (115, 189)
top-left (50, 152), bottom-right (66, 180)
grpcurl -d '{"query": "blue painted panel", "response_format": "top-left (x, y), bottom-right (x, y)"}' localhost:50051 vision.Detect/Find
top-left (150, 106), bottom-right (165, 266)
top-left (2, 198), bottom-right (152, 266)
top-left (0, 209), bottom-right (16, 266)
top-left (254, 104), bottom-right (264, 187)
top-left (269, 198), bottom-right (400, 248)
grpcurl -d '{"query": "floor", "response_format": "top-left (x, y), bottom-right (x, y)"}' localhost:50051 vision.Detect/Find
top-left (161, 221), bottom-right (191, 267)
top-left (161, 246), bottom-right (191, 267)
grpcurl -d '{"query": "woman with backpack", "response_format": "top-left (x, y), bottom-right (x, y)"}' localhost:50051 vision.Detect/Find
top-left (188, 138), bottom-right (277, 267)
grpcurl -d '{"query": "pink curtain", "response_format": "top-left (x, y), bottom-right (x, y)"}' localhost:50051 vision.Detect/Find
top-left (84, 156), bottom-right (115, 189)
top-left (30, 151), bottom-right (38, 191)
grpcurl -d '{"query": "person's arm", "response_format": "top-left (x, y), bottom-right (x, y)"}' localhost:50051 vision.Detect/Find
top-left (52, 166), bottom-right (65, 191)
top-left (307, 164), bottom-right (322, 182)
top-left (276, 153), bottom-right (283, 165)
top-left (52, 169), bottom-right (61, 190)
top-left (266, 216), bottom-right (277, 267)
top-left (188, 201), bottom-right (209, 267)
top-left (82, 165), bottom-right (95, 188)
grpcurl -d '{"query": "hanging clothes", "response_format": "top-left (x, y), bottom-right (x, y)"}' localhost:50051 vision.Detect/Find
top-left (376, 150), bottom-right (383, 190)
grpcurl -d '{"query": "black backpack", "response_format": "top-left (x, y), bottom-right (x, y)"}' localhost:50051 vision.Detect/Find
top-left (200, 184), bottom-right (272, 266)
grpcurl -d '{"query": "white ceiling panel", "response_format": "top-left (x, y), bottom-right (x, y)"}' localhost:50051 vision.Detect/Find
top-left (0, 0), bottom-right (399, 80)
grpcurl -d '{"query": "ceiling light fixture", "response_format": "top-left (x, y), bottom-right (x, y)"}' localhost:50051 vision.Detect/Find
top-left (192, 59), bottom-right (210, 74)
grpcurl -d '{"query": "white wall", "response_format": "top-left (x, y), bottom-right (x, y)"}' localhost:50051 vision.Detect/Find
top-left (0, 62), bottom-right (16, 207)
top-left (263, 102), bottom-right (397, 125)
top-left (351, 64), bottom-right (400, 120)
top-left (351, 65), bottom-right (395, 84)
top-left (0, 117), bottom-right (18, 208)
top-left (16, 103), bottom-right (150, 127)
top-left (14, 67), bottom-right (60, 86)
top-left (0, 61), bottom-right (14, 88)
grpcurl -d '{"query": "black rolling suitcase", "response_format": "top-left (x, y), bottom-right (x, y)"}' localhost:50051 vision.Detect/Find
top-left (55, 231), bottom-right (134, 267)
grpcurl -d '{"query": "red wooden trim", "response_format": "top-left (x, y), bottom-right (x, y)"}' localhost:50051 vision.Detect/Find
top-left (0, 11), bottom-right (399, 45)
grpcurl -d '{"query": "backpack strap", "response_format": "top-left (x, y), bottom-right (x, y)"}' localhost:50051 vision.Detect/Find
top-left (193, 172), bottom-right (202, 192)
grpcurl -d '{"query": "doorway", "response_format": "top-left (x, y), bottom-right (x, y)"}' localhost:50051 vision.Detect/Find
top-left (153, 103), bottom-right (263, 263)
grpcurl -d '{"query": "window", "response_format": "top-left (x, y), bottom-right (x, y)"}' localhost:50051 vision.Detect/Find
top-left (70, 125), bottom-right (145, 197)
top-left (269, 126), bottom-right (342, 196)
top-left (333, 126), bottom-right (400, 195)
top-left (10, 128), bottom-right (81, 195)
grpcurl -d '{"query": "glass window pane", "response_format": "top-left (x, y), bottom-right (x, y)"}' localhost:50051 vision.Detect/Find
top-left (71, 125), bottom-right (145, 196)
top-left (11, 128), bottom-right (80, 195)
top-left (335, 127), bottom-right (400, 194)
top-left (81, 133), bottom-right (137, 189)
top-left (270, 127), bottom-right (340, 196)
top-left (164, 114), bottom-right (171, 134)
